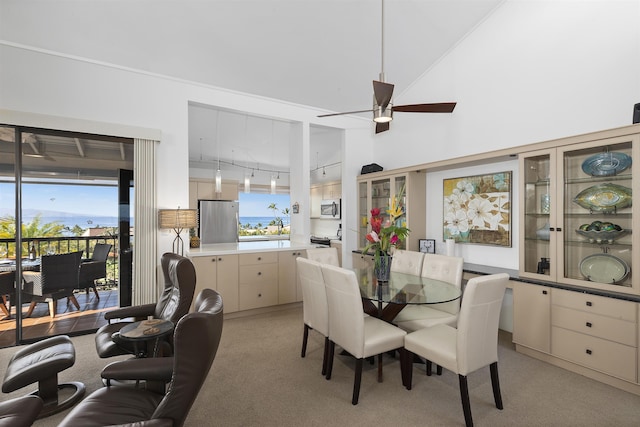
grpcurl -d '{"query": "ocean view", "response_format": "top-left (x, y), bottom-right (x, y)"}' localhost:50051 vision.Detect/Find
top-left (22, 215), bottom-right (288, 231)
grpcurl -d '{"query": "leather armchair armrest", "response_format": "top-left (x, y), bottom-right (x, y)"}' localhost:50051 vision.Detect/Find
top-left (104, 303), bottom-right (156, 321)
top-left (101, 357), bottom-right (174, 383)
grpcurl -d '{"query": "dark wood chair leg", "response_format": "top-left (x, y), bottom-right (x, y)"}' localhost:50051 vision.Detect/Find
top-left (436, 364), bottom-right (443, 375)
top-left (490, 362), bottom-right (504, 410)
top-left (377, 353), bottom-right (383, 382)
top-left (0, 298), bottom-right (9, 318)
top-left (459, 374), bottom-right (473, 427)
top-left (325, 341), bottom-right (335, 380)
top-left (68, 295), bottom-right (80, 310)
top-left (25, 302), bottom-right (36, 317)
top-left (92, 284), bottom-right (100, 299)
top-left (404, 349), bottom-right (413, 390)
top-left (301, 324), bottom-right (310, 357)
top-left (352, 358), bottom-right (363, 405)
top-left (321, 336), bottom-right (329, 376)
top-left (426, 360), bottom-right (432, 376)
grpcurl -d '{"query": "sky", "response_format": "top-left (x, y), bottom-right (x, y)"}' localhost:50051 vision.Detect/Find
top-left (238, 193), bottom-right (290, 217)
top-left (0, 182), bottom-right (119, 216)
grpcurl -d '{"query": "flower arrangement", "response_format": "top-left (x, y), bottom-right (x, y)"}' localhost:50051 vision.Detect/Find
top-left (362, 184), bottom-right (410, 268)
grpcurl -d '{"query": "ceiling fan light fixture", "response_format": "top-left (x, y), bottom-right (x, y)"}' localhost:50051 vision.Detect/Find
top-left (373, 106), bottom-right (393, 123)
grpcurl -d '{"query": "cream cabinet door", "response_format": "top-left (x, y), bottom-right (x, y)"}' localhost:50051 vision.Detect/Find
top-left (278, 250), bottom-right (305, 304)
top-left (513, 282), bottom-right (551, 353)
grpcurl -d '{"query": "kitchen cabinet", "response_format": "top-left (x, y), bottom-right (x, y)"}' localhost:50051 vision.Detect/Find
top-left (356, 171), bottom-right (426, 251)
top-left (189, 178), bottom-right (239, 210)
top-left (512, 281), bottom-right (551, 353)
top-left (238, 252), bottom-right (278, 310)
top-left (310, 186), bottom-right (322, 218)
top-left (278, 250), bottom-right (305, 304)
top-left (322, 183), bottom-right (341, 200)
top-left (519, 131), bottom-right (640, 295)
top-left (190, 254), bottom-right (239, 313)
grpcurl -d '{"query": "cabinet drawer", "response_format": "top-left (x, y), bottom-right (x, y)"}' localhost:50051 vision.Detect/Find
top-left (239, 264), bottom-right (277, 284)
top-left (239, 281), bottom-right (278, 310)
top-left (552, 305), bottom-right (636, 347)
top-left (552, 327), bottom-right (637, 382)
top-left (239, 252), bottom-right (278, 265)
top-left (552, 289), bottom-right (636, 322)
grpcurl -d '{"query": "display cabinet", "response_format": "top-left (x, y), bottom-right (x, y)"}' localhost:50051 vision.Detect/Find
top-left (520, 133), bottom-right (640, 294)
top-left (357, 171), bottom-right (426, 252)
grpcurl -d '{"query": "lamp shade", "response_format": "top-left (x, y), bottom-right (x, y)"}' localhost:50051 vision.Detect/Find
top-left (159, 209), bottom-right (198, 230)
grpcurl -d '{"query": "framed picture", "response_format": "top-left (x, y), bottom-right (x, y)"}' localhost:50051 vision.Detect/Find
top-left (443, 171), bottom-right (512, 247)
top-left (419, 239), bottom-right (436, 254)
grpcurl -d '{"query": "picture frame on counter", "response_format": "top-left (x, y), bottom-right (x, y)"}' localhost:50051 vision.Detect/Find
top-left (419, 239), bottom-right (436, 254)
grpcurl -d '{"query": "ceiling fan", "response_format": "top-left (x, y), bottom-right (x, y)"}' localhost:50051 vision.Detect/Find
top-left (318, 0), bottom-right (456, 134)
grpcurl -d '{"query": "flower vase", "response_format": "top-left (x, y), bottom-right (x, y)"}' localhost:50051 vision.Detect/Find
top-left (374, 253), bottom-right (392, 282)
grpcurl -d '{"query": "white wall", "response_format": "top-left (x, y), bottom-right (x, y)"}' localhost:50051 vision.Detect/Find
top-left (0, 43), bottom-right (367, 259)
top-left (377, 0), bottom-right (640, 270)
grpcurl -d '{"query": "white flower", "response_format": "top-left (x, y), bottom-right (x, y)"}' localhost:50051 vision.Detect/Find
top-left (444, 208), bottom-right (469, 236)
top-left (467, 196), bottom-right (495, 229)
top-left (453, 180), bottom-right (474, 202)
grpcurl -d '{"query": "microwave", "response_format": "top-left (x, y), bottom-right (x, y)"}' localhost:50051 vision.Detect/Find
top-left (320, 199), bottom-right (341, 219)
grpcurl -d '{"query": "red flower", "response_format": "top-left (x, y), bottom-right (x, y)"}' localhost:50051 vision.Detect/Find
top-left (370, 216), bottom-right (383, 234)
top-left (370, 207), bottom-right (381, 217)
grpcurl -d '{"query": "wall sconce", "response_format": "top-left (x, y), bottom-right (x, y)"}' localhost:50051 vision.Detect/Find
top-left (159, 207), bottom-right (198, 256)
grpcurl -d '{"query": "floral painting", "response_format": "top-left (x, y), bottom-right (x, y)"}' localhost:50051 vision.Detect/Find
top-left (443, 172), bottom-right (511, 247)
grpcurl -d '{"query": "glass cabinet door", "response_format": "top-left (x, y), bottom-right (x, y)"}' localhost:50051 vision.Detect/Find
top-left (560, 139), bottom-right (633, 288)
top-left (371, 178), bottom-right (391, 223)
top-left (358, 181), bottom-right (369, 248)
top-left (521, 151), bottom-right (554, 278)
top-left (392, 175), bottom-right (407, 249)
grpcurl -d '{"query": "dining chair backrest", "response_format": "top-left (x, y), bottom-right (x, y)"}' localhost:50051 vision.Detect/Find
top-left (390, 249), bottom-right (424, 276)
top-left (40, 251), bottom-right (83, 292)
top-left (321, 264), bottom-right (366, 359)
top-left (456, 273), bottom-right (508, 375)
top-left (297, 257), bottom-right (328, 337)
top-left (305, 247), bottom-right (340, 266)
top-left (91, 243), bottom-right (111, 262)
top-left (421, 253), bottom-right (464, 315)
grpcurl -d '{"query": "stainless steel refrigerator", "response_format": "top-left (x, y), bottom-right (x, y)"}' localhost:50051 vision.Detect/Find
top-left (198, 200), bottom-right (239, 244)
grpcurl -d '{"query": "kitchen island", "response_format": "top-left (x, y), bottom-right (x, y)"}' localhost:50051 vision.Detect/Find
top-left (188, 240), bottom-right (320, 315)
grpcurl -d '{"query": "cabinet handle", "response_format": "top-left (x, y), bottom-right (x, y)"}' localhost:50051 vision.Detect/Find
top-left (586, 349), bottom-right (592, 355)
top-left (258, 293), bottom-right (262, 298)
top-left (211, 258), bottom-right (216, 262)
top-left (556, 227), bottom-right (562, 232)
top-left (258, 257), bottom-right (262, 261)
top-left (586, 322), bottom-right (592, 328)
top-left (542, 290), bottom-right (548, 295)
top-left (218, 257), bottom-right (223, 261)
top-left (586, 301), bottom-right (592, 307)
top-left (549, 227), bottom-right (555, 231)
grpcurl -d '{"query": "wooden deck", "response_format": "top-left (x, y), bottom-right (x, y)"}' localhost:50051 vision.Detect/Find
top-left (0, 289), bottom-right (118, 348)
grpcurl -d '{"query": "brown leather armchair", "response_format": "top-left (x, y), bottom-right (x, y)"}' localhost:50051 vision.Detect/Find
top-left (58, 288), bottom-right (223, 427)
top-left (94, 252), bottom-right (196, 358)
top-left (0, 395), bottom-right (43, 427)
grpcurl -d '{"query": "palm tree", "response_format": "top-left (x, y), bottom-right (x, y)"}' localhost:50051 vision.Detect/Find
top-left (0, 214), bottom-right (65, 257)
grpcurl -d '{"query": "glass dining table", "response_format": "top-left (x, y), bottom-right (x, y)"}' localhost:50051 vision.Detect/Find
top-left (353, 268), bottom-right (462, 323)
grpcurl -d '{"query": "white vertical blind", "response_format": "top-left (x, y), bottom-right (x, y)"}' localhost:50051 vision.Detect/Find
top-left (133, 138), bottom-right (158, 305)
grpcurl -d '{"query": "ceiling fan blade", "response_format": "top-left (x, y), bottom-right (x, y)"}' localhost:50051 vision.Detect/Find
top-left (317, 109), bottom-right (374, 118)
top-left (392, 102), bottom-right (457, 113)
top-left (373, 80), bottom-right (394, 109)
top-left (375, 122), bottom-right (390, 134)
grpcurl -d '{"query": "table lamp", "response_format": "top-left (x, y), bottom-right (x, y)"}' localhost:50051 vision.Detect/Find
top-left (158, 208), bottom-right (198, 256)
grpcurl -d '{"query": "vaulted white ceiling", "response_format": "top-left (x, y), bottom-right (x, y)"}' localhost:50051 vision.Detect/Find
top-left (0, 0), bottom-right (503, 181)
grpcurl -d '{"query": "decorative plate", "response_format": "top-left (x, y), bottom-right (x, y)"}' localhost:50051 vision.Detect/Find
top-left (579, 254), bottom-right (630, 284)
top-left (573, 183), bottom-right (632, 212)
top-left (575, 228), bottom-right (630, 244)
top-left (581, 152), bottom-right (632, 176)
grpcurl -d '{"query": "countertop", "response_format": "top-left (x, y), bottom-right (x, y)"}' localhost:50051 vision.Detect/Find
top-left (188, 240), bottom-right (319, 257)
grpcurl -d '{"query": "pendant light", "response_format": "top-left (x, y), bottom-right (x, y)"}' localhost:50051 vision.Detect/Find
top-left (270, 121), bottom-right (276, 194)
top-left (215, 111), bottom-right (222, 193)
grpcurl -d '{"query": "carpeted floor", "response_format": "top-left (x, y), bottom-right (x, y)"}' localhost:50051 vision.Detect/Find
top-left (2, 305), bottom-right (640, 426)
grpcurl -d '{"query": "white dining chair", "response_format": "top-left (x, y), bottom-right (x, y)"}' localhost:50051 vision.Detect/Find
top-left (389, 249), bottom-right (424, 276)
top-left (321, 264), bottom-right (407, 405)
top-left (305, 247), bottom-right (340, 266)
top-left (403, 273), bottom-right (509, 427)
top-left (394, 253), bottom-right (464, 333)
top-left (297, 257), bottom-right (330, 375)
